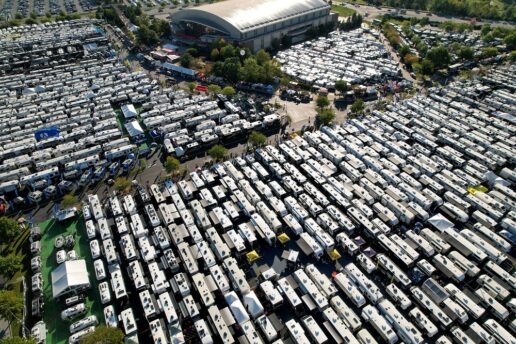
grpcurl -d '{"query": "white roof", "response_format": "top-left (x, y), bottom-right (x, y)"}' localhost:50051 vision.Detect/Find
top-left (428, 213), bottom-right (454, 232)
top-left (121, 104), bottom-right (138, 119)
top-left (51, 260), bottom-right (90, 299)
top-left (125, 120), bottom-right (144, 138)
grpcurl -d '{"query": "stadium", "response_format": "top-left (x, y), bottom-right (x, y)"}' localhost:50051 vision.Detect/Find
top-left (170, 0), bottom-right (338, 51)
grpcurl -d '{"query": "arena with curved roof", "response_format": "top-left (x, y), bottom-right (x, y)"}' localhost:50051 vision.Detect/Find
top-left (171, 0), bottom-right (337, 51)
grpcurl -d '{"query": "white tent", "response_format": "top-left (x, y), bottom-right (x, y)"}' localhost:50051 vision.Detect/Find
top-left (428, 213), bottom-right (454, 232)
top-left (225, 291), bottom-right (249, 325)
top-left (125, 120), bottom-right (144, 138)
top-left (51, 260), bottom-right (90, 299)
top-left (121, 104), bottom-right (138, 119)
top-left (243, 291), bottom-right (264, 319)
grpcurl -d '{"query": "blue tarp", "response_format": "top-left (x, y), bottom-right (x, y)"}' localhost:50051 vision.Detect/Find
top-left (35, 127), bottom-right (60, 141)
top-left (162, 63), bottom-right (197, 77)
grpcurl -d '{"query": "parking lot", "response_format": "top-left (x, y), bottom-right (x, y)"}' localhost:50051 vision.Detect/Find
top-left (0, 0), bottom-right (96, 19)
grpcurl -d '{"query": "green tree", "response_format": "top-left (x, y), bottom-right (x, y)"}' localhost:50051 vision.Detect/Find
top-left (221, 57), bottom-right (241, 82)
top-left (255, 49), bottom-right (271, 65)
top-left (221, 86), bottom-right (236, 97)
top-left (210, 48), bottom-right (220, 61)
top-left (248, 131), bottom-right (267, 148)
top-left (427, 45), bottom-right (451, 69)
top-left (0, 217), bottom-right (19, 245)
top-left (185, 47), bottom-right (198, 57)
top-left (261, 60), bottom-right (280, 84)
top-left (350, 99), bottom-right (365, 113)
top-left (15, 13), bottom-right (23, 19)
top-left (180, 53), bottom-right (194, 68)
top-left (0, 255), bottom-right (23, 278)
top-left (220, 45), bottom-right (236, 59)
top-left (114, 177), bottom-right (131, 192)
top-left (80, 325), bottom-right (124, 344)
top-left (481, 47), bottom-right (498, 58)
top-left (334, 80), bottom-right (348, 95)
top-left (403, 53), bottom-right (419, 65)
top-left (510, 51), bottom-right (516, 62)
top-left (458, 46), bottom-right (474, 60)
top-left (25, 18), bottom-right (37, 25)
top-left (164, 157), bottom-right (180, 175)
top-left (61, 193), bottom-right (77, 208)
top-left (316, 95), bottom-right (330, 108)
top-left (0, 337), bottom-right (36, 344)
top-left (504, 32), bottom-right (516, 51)
top-left (208, 84), bottom-right (222, 94)
top-left (208, 145), bottom-right (227, 162)
top-left (421, 58), bottom-right (434, 75)
top-left (399, 45), bottom-right (410, 58)
top-left (240, 58), bottom-right (261, 82)
top-left (480, 24), bottom-right (491, 36)
top-left (317, 108), bottom-right (336, 126)
top-left (187, 82), bottom-right (197, 93)
top-left (0, 290), bottom-right (23, 326)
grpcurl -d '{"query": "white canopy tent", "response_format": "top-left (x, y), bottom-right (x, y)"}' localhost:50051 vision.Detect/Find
top-left (121, 104), bottom-right (138, 119)
top-left (51, 260), bottom-right (90, 299)
top-left (125, 120), bottom-right (144, 139)
top-left (428, 213), bottom-right (454, 232)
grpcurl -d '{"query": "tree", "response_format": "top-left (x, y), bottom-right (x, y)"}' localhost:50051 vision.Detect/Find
top-left (80, 325), bottom-right (124, 344)
top-left (185, 47), bottom-right (198, 57)
top-left (164, 157), bottom-right (180, 175)
top-left (403, 53), bottom-right (419, 65)
top-left (481, 47), bottom-right (498, 58)
top-left (0, 217), bottom-right (19, 245)
top-left (221, 86), bottom-right (236, 97)
top-left (0, 337), bottom-right (36, 344)
top-left (61, 193), bottom-right (77, 208)
top-left (187, 82), bottom-right (197, 93)
top-left (221, 57), bottom-right (241, 82)
top-left (255, 49), bottom-right (271, 65)
top-left (0, 290), bottom-right (23, 326)
top-left (421, 58), bottom-right (434, 75)
top-left (180, 53), bottom-right (194, 68)
top-left (334, 80), bottom-right (348, 95)
top-left (248, 131), bottom-right (267, 148)
top-left (114, 177), bottom-right (131, 192)
top-left (208, 84), bottom-right (221, 94)
top-left (210, 48), bottom-right (220, 61)
top-left (208, 145), bottom-right (227, 162)
top-left (458, 46), bottom-right (474, 60)
top-left (317, 108), bottom-right (336, 126)
top-left (0, 255), bottom-right (23, 278)
top-left (399, 45), bottom-right (410, 58)
top-left (510, 51), bottom-right (516, 62)
top-left (426, 45), bottom-right (450, 69)
top-left (240, 58), bottom-right (261, 82)
top-left (220, 45), bottom-right (236, 59)
top-left (504, 32), bottom-right (516, 51)
top-left (316, 95), bottom-right (330, 108)
top-left (271, 38), bottom-right (281, 51)
top-left (350, 99), bottom-right (365, 113)
top-left (281, 35), bottom-right (292, 48)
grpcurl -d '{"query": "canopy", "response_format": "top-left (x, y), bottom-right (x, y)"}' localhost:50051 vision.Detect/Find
top-left (428, 213), bottom-right (454, 232)
top-left (121, 104), bottom-right (138, 119)
top-left (277, 233), bottom-right (290, 244)
top-left (328, 249), bottom-right (341, 261)
top-left (246, 250), bottom-right (260, 263)
top-left (51, 260), bottom-right (90, 299)
top-left (242, 291), bottom-right (264, 319)
top-left (225, 292), bottom-right (249, 325)
top-left (125, 121), bottom-right (144, 138)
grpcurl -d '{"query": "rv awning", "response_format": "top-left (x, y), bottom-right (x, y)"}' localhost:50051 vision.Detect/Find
top-left (51, 260), bottom-right (90, 299)
top-left (162, 63), bottom-right (197, 77)
top-left (125, 120), bottom-right (144, 138)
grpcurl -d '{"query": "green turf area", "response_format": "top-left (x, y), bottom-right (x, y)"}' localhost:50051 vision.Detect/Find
top-left (331, 4), bottom-right (357, 17)
top-left (40, 217), bottom-right (103, 344)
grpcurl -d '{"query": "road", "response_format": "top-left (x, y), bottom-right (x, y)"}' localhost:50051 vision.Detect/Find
top-left (338, 1), bottom-right (514, 28)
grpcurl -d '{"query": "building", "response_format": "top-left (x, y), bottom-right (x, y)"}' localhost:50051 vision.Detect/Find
top-left (170, 0), bottom-right (337, 51)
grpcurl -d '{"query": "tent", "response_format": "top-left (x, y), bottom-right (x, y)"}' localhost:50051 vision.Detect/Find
top-left (243, 291), bottom-right (264, 319)
top-left (428, 213), bottom-right (454, 232)
top-left (328, 249), bottom-right (341, 261)
top-left (225, 292), bottom-right (249, 325)
top-left (51, 260), bottom-right (90, 299)
top-left (277, 233), bottom-right (290, 244)
top-left (121, 104), bottom-right (138, 119)
top-left (246, 250), bottom-right (260, 263)
top-left (125, 120), bottom-right (144, 139)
